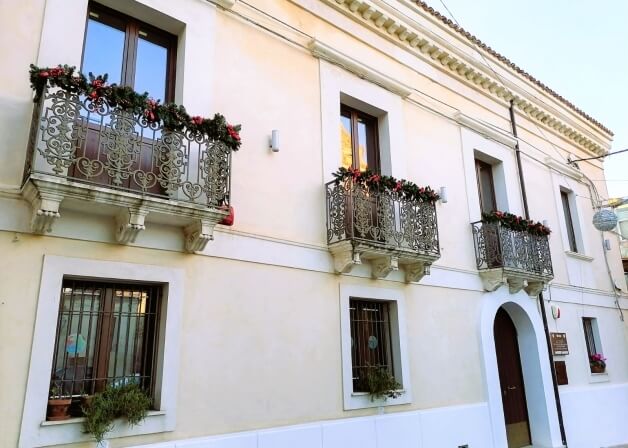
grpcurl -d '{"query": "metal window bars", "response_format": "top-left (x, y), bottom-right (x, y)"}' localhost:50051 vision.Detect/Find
top-left (49, 280), bottom-right (161, 408)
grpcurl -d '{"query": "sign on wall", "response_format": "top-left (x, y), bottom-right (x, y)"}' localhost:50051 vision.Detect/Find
top-left (550, 332), bottom-right (569, 355)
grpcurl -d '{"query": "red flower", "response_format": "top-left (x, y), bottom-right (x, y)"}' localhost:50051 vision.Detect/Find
top-left (226, 124), bottom-right (240, 141)
top-left (191, 116), bottom-right (204, 126)
top-left (39, 71), bottom-right (49, 78)
top-left (394, 181), bottom-right (403, 192)
top-left (89, 91), bottom-right (98, 100)
top-left (91, 79), bottom-right (105, 89)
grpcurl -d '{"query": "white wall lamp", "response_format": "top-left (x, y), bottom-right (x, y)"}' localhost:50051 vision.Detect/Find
top-left (269, 130), bottom-right (280, 152)
top-left (439, 186), bottom-right (448, 204)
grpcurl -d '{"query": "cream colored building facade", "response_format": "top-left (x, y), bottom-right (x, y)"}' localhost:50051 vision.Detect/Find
top-left (1, 1), bottom-right (627, 448)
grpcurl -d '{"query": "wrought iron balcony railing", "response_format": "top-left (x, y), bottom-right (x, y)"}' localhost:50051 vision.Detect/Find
top-left (24, 85), bottom-right (232, 208)
top-left (471, 221), bottom-right (553, 294)
top-left (22, 85), bottom-right (234, 251)
top-left (325, 179), bottom-right (440, 281)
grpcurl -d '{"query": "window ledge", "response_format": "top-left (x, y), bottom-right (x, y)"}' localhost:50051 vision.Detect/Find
top-left (346, 390), bottom-right (410, 410)
top-left (565, 251), bottom-right (594, 262)
top-left (32, 410), bottom-right (172, 446)
top-left (589, 372), bottom-right (610, 383)
top-left (41, 410), bottom-right (166, 427)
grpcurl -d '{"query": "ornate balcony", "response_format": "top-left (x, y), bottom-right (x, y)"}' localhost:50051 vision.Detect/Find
top-left (325, 178), bottom-right (440, 282)
top-left (22, 79), bottom-right (237, 252)
top-left (471, 220), bottom-right (554, 295)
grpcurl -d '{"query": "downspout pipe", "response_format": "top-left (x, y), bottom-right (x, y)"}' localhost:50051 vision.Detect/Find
top-left (509, 100), bottom-right (568, 447)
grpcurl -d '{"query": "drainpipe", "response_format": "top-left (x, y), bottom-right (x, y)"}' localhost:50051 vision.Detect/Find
top-left (509, 100), bottom-right (568, 447)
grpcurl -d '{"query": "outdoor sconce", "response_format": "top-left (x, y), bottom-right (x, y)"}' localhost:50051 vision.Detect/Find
top-left (604, 239), bottom-right (611, 251)
top-left (269, 130), bottom-right (279, 152)
top-left (439, 186), bottom-right (448, 203)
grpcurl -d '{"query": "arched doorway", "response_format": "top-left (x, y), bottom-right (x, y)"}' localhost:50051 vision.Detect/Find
top-left (480, 295), bottom-right (563, 448)
top-left (494, 307), bottom-right (531, 447)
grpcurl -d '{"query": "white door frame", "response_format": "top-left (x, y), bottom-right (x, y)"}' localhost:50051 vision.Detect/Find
top-left (479, 289), bottom-right (564, 448)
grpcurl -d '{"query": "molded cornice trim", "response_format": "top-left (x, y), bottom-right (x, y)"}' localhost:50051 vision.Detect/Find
top-left (320, 0), bottom-right (608, 156)
top-left (455, 112), bottom-right (517, 148)
top-left (309, 39), bottom-right (413, 97)
top-left (208, 0), bottom-right (236, 9)
top-left (545, 156), bottom-right (584, 180)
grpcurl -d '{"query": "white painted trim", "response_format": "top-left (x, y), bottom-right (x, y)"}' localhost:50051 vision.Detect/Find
top-left (208, 0), bottom-right (237, 8)
top-left (127, 402), bottom-right (493, 448)
top-left (309, 39), bottom-right (412, 98)
top-left (544, 157), bottom-right (584, 180)
top-left (459, 126), bottom-right (522, 223)
top-left (318, 60), bottom-right (408, 182)
top-left (454, 112), bottom-right (517, 148)
top-left (19, 256), bottom-right (184, 447)
top-left (339, 284), bottom-right (412, 410)
top-left (565, 251), bottom-right (594, 262)
top-left (479, 290), bottom-right (564, 448)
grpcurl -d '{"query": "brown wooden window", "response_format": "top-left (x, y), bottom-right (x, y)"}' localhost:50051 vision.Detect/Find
top-left (349, 299), bottom-right (393, 392)
top-left (340, 105), bottom-right (380, 173)
top-left (50, 280), bottom-right (161, 405)
top-left (561, 190), bottom-right (578, 252)
top-left (83, 3), bottom-right (177, 102)
top-left (475, 158), bottom-right (497, 214)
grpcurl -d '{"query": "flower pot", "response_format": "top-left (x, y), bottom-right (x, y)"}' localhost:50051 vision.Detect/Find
top-left (590, 364), bottom-right (606, 374)
top-left (47, 398), bottom-right (72, 421)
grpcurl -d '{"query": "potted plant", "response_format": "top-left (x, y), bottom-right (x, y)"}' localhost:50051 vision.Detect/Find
top-left (83, 384), bottom-right (151, 444)
top-left (47, 384), bottom-right (72, 421)
top-left (365, 366), bottom-right (403, 402)
top-left (589, 353), bottom-right (607, 373)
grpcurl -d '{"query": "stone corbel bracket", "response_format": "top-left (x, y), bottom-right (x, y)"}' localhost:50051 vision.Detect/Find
top-left (371, 255), bottom-right (399, 279)
top-left (329, 241), bottom-right (436, 283)
top-left (22, 182), bottom-right (63, 234)
top-left (116, 207), bottom-right (149, 244)
top-left (184, 219), bottom-right (217, 253)
top-left (479, 269), bottom-right (549, 296)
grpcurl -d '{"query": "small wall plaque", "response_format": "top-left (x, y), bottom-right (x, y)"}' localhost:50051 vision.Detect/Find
top-left (550, 332), bottom-right (569, 355)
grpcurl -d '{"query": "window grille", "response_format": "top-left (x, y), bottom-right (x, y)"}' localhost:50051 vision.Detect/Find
top-left (50, 280), bottom-right (161, 402)
top-left (349, 299), bottom-right (394, 392)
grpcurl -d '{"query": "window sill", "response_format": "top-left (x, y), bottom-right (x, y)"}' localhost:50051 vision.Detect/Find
top-left (589, 372), bottom-right (610, 383)
top-left (346, 390), bottom-right (410, 410)
top-left (31, 409), bottom-right (172, 446)
top-left (565, 251), bottom-right (594, 262)
top-left (41, 410), bottom-right (166, 427)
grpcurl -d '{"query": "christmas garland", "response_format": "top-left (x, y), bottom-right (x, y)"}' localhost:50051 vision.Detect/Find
top-left (332, 167), bottom-right (440, 204)
top-left (29, 64), bottom-right (242, 151)
top-left (482, 210), bottom-right (551, 236)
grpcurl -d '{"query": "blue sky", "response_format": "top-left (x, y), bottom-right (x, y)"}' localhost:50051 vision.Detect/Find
top-left (434, 0), bottom-right (628, 200)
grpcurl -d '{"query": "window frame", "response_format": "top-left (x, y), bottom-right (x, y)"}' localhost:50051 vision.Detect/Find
top-left (50, 279), bottom-right (162, 406)
top-left (339, 284), bottom-right (412, 410)
top-left (561, 190), bottom-right (578, 253)
top-left (475, 158), bottom-right (497, 214)
top-left (582, 317), bottom-right (604, 374)
top-left (82, 2), bottom-right (178, 102)
top-left (19, 256), bottom-right (183, 447)
top-left (340, 104), bottom-right (381, 173)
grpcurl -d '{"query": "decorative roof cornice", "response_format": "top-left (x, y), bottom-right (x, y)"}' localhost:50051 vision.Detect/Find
top-left (412, 1), bottom-right (612, 137)
top-left (321, 0), bottom-right (611, 156)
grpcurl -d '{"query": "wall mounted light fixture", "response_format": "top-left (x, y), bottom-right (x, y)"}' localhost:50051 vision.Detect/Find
top-left (439, 186), bottom-right (448, 203)
top-left (270, 130), bottom-right (280, 152)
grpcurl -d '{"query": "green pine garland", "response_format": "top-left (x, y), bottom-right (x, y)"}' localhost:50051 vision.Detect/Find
top-left (482, 210), bottom-right (551, 236)
top-left (29, 64), bottom-right (242, 151)
top-left (332, 167), bottom-right (440, 204)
